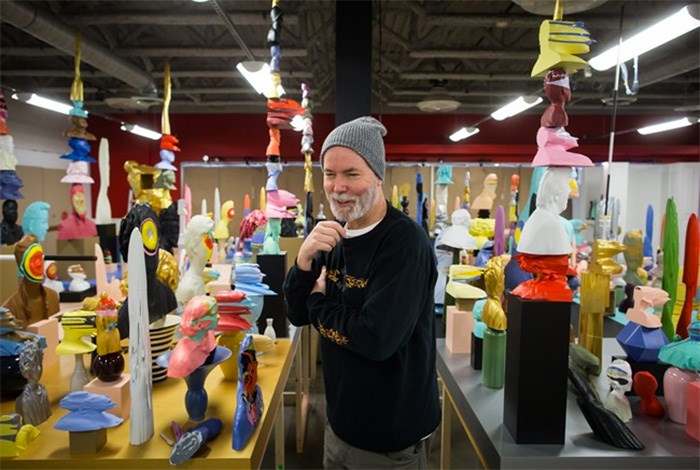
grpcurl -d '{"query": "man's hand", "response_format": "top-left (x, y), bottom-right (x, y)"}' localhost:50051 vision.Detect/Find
top-left (311, 266), bottom-right (327, 295)
top-left (296, 221), bottom-right (346, 271)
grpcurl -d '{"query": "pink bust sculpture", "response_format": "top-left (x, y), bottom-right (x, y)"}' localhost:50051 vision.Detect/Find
top-left (57, 184), bottom-right (97, 240)
top-left (167, 296), bottom-right (219, 378)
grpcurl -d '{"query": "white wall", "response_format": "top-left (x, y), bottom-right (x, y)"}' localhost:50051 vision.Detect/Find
top-left (578, 162), bottom-right (700, 261)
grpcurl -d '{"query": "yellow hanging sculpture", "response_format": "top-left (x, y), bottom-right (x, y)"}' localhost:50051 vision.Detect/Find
top-left (531, 0), bottom-right (594, 77)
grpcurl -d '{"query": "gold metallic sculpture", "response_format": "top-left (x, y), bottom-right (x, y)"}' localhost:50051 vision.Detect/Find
top-left (124, 160), bottom-right (173, 213)
top-left (579, 240), bottom-right (626, 372)
top-left (482, 255), bottom-right (507, 331)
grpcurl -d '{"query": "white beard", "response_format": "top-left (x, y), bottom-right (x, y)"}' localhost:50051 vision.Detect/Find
top-left (328, 183), bottom-right (378, 224)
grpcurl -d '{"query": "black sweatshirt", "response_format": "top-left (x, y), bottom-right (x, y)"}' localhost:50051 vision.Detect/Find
top-left (283, 202), bottom-right (440, 453)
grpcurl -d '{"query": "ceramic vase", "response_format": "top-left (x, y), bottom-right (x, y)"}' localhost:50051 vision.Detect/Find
top-left (70, 354), bottom-right (90, 392)
top-left (217, 331), bottom-right (246, 381)
top-left (157, 346), bottom-right (232, 421)
top-left (0, 354), bottom-right (26, 399)
top-left (264, 318), bottom-right (276, 343)
top-left (664, 366), bottom-right (700, 424)
top-left (93, 351), bottom-right (125, 382)
top-left (482, 328), bottom-right (506, 389)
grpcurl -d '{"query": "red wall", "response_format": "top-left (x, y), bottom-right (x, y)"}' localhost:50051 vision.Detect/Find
top-left (87, 112), bottom-right (699, 217)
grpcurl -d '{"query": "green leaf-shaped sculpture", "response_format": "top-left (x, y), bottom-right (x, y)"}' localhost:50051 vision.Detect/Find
top-left (661, 197), bottom-right (679, 341)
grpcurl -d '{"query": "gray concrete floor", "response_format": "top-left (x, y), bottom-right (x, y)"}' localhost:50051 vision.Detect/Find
top-left (260, 321), bottom-right (483, 469)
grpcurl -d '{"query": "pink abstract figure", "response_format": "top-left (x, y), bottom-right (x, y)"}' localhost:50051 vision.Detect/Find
top-left (626, 286), bottom-right (669, 328)
top-left (531, 127), bottom-right (593, 168)
top-left (167, 296), bottom-right (219, 378)
top-left (265, 189), bottom-right (299, 219)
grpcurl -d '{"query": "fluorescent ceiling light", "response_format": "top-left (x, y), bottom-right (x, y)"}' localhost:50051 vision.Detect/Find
top-left (11, 92), bottom-right (72, 115)
top-left (121, 124), bottom-right (162, 140)
top-left (589, 5), bottom-right (700, 71)
top-left (236, 61), bottom-right (285, 98)
top-left (490, 95), bottom-right (543, 121)
top-left (637, 117), bottom-right (697, 135)
top-left (449, 127), bottom-right (480, 142)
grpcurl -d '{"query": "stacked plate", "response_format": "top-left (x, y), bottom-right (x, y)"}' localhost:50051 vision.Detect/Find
top-left (149, 314), bottom-right (180, 382)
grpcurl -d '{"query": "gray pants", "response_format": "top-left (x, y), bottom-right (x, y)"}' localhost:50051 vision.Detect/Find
top-left (323, 420), bottom-right (430, 469)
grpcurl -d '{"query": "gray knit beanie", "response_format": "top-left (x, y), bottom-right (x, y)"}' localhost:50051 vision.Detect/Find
top-left (320, 116), bottom-right (387, 179)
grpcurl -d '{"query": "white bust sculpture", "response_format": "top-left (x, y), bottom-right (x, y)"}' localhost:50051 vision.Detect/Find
top-left (517, 167), bottom-right (572, 255)
top-left (175, 215), bottom-right (215, 304)
top-left (67, 264), bottom-right (90, 292)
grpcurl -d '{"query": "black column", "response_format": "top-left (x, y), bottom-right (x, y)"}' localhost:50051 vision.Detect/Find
top-left (335, 0), bottom-right (372, 125)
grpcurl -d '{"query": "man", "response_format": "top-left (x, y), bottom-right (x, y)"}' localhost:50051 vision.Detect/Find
top-left (283, 116), bottom-right (440, 468)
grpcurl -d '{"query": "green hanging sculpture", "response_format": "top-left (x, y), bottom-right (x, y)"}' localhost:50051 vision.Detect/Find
top-left (661, 197), bottom-right (679, 341)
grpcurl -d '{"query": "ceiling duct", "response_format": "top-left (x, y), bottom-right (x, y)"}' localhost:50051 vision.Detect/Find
top-left (104, 88), bottom-right (163, 111)
top-left (512, 0), bottom-right (609, 15)
top-left (1, 0), bottom-right (157, 95)
top-left (417, 81), bottom-right (461, 113)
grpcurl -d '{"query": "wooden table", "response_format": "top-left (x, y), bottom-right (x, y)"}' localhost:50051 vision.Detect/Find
top-left (437, 338), bottom-right (700, 469)
top-left (1, 330), bottom-right (302, 469)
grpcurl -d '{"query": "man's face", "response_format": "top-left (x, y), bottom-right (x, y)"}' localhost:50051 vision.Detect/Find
top-left (323, 147), bottom-right (381, 224)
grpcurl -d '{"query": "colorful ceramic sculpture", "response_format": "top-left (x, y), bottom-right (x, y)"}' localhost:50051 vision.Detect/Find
top-left (1, 199), bottom-right (23, 245)
top-left (232, 335), bottom-right (263, 451)
top-left (117, 204), bottom-right (177, 339)
top-left (632, 371), bottom-right (665, 418)
top-left (215, 290), bottom-right (254, 380)
top-left (94, 138), bottom-right (112, 224)
top-left (57, 184), bottom-right (97, 240)
top-left (124, 227), bottom-right (154, 445)
top-left (93, 294), bottom-right (124, 382)
top-left (471, 173), bottom-right (497, 218)
top-left (2, 234), bottom-right (59, 328)
top-left (604, 359), bottom-right (633, 423)
top-left (0, 93), bottom-right (24, 201)
top-left (15, 338), bottom-right (51, 426)
top-left (617, 287), bottom-right (670, 363)
top-left (482, 256), bottom-right (507, 389)
top-left (21, 201), bottom-right (50, 244)
top-left (169, 418), bottom-right (224, 465)
top-left (677, 213), bottom-right (699, 340)
top-left (168, 296), bottom-right (219, 379)
top-left (568, 365), bottom-right (644, 450)
top-left (661, 197), bottom-right (679, 341)
top-left (54, 391), bottom-right (123, 431)
top-left (176, 215), bottom-right (216, 305)
top-left (67, 264), bottom-right (90, 292)
top-left (578, 240), bottom-right (626, 370)
top-left (0, 413), bottom-right (40, 458)
top-left (530, 0), bottom-right (594, 77)
top-left (42, 260), bottom-right (64, 294)
top-left (56, 309), bottom-right (96, 391)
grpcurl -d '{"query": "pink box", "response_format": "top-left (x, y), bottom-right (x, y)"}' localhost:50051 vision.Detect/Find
top-left (27, 317), bottom-right (59, 367)
top-left (446, 306), bottom-right (474, 354)
top-left (84, 373), bottom-right (131, 419)
top-left (686, 382), bottom-right (700, 441)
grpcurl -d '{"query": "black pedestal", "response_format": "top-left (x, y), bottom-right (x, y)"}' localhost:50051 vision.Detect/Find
top-left (96, 224), bottom-right (118, 263)
top-left (470, 333), bottom-right (483, 370)
top-left (612, 355), bottom-right (670, 396)
top-left (256, 252), bottom-right (289, 338)
top-left (504, 294), bottom-right (571, 445)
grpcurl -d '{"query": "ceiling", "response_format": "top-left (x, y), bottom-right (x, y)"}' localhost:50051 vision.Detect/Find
top-left (1, 0), bottom-right (698, 117)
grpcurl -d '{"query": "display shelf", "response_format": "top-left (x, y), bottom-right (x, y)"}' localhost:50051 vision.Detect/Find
top-left (1, 334), bottom-right (299, 469)
top-left (437, 338), bottom-right (699, 469)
